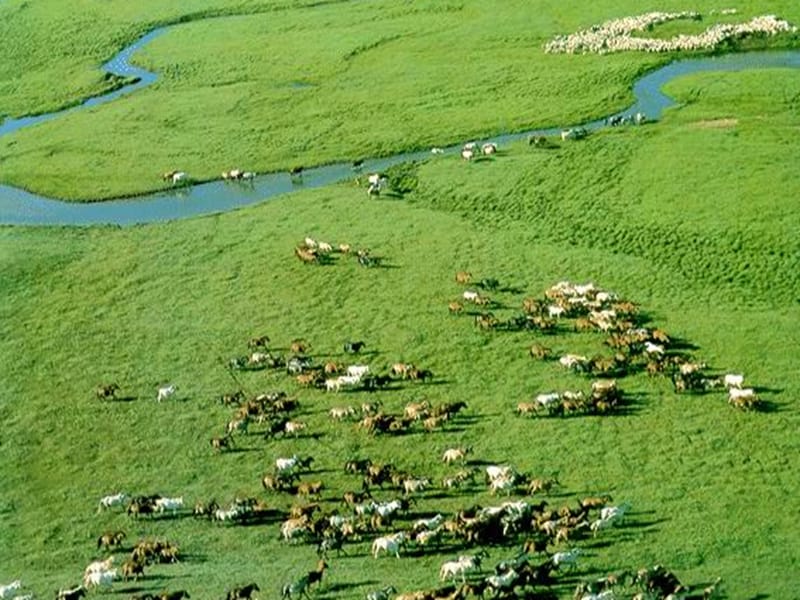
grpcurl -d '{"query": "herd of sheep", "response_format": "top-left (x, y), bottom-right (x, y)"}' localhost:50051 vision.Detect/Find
top-left (544, 11), bottom-right (796, 54)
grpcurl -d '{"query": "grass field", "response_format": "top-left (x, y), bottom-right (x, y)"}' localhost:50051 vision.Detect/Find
top-left (1, 2), bottom-right (800, 600)
top-left (0, 0), bottom-right (799, 200)
top-left (2, 62), bottom-right (800, 598)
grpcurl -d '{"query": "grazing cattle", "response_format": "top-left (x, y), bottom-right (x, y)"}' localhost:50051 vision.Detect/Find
top-left (529, 344), bottom-right (552, 360)
top-left (372, 532), bottom-right (406, 558)
top-left (551, 548), bottom-right (581, 570)
top-left (455, 271), bottom-right (472, 284)
top-left (412, 514), bottom-right (444, 533)
top-left (83, 568), bottom-right (117, 590)
top-left (84, 558), bottom-right (115, 577)
top-left (121, 560), bottom-right (145, 581)
top-left (486, 569), bottom-right (519, 594)
top-left (723, 373), bottom-right (744, 389)
top-left (461, 148), bottom-right (474, 161)
top-left (154, 496), bottom-right (184, 515)
top-left (600, 502), bottom-right (631, 523)
top-left (560, 127), bottom-right (587, 141)
top-left (486, 465), bottom-right (514, 481)
top-left (528, 477), bottom-right (558, 495)
top-left (440, 553), bottom-right (485, 582)
top-left (97, 492), bottom-right (127, 512)
top-left (96, 383), bottom-right (120, 401)
top-left (0, 583), bottom-right (21, 600)
top-left (290, 339), bottom-right (310, 354)
top-left (162, 170), bottom-right (186, 184)
top-left (329, 406), bottom-right (356, 420)
top-left (366, 586), bottom-right (396, 600)
top-left (56, 587), bottom-right (85, 600)
top-left (346, 364), bottom-right (370, 379)
top-left (296, 481), bottom-right (324, 498)
top-left (366, 173), bottom-right (388, 196)
top-left (406, 368), bottom-right (433, 382)
top-left (211, 435), bottom-right (233, 452)
top-left (728, 387), bottom-right (756, 402)
top-left (402, 478), bottom-right (430, 495)
top-left (284, 421), bottom-right (307, 436)
top-left (158, 592), bottom-right (190, 600)
top-left (341, 340), bottom-right (367, 354)
top-left (391, 363), bottom-right (414, 378)
top-left (226, 584), bottom-right (260, 600)
top-left (97, 530), bottom-right (126, 549)
top-left (442, 447), bottom-right (470, 464)
top-left (481, 142), bottom-right (497, 155)
top-left (156, 384), bottom-right (177, 402)
top-left (282, 561), bottom-right (327, 600)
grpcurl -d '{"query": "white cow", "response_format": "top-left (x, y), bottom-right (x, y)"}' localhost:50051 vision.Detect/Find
top-left (489, 475), bottom-right (516, 495)
top-left (372, 532), bottom-right (406, 558)
top-left (346, 365), bottom-right (370, 379)
top-left (600, 502), bottom-right (631, 522)
top-left (154, 496), bottom-right (184, 514)
top-left (84, 557), bottom-right (114, 576)
top-left (463, 290), bottom-right (479, 302)
top-left (374, 500), bottom-right (402, 519)
top-left (481, 142), bottom-right (497, 155)
top-left (729, 387), bottom-right (755, 401)
top-left (486, 569), bottom-right (518, 591)
top-left (213, 506), bottom-right (242, 522)
top-left (325, 378), bottom-right (343, 393)
top-left (284, 421), bottom-right (307, 436)
top-left (551, 548), bottom-right (581, 570)
top-left (723, 374), bottom-right (744, 389)
top-left (441, 554), bottom-right (484, 581)
top-left (486, 465), bottom-right (514, 481)
top-left (413, 514), bottom-right (444, 532)
top-left (535, 392), bottom-right (561, 408)
top-left (97, 492), bottom-right (127, 512)
top-left (276, 455), bottom-right (300, 472)
top-left (83, 568), bottom-right (117, 589)
top-left (156, 384), bottom-right (177, 402)
top-left (0, 582), bottom-right (22, 600)
top-left (442, 447), bottom-right (469, 464)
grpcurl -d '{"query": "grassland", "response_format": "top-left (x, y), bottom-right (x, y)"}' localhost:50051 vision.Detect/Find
top-left (0, 0), bottom-right (799, 200)
top-left (2, 57), bottom-right (800, 600)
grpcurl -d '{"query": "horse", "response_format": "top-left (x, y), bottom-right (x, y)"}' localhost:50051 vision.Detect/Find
top-left (225, 583), bottom-right (260, 600)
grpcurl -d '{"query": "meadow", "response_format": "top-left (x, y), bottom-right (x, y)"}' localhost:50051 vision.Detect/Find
top-left (1, 0), bottom-right (799, 200)
top-left (1, 1), bottom-right (800, 599)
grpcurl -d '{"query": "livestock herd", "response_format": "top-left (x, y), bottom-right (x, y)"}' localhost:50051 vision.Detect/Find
top-left (449, 273), bottom-right (765, 413)
top-left (53, 247), bottom-right (759, 600)
top-left (59, 271), bottom-right (740, 600)
top-left (544, 11), bottom-right (796, 54)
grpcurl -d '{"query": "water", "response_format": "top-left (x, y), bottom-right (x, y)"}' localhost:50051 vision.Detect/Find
top-left (1, 25), bottom-right (798, 226)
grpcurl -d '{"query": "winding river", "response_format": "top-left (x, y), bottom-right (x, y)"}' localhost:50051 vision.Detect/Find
top-left (1, 25), bottom-right (798, 226)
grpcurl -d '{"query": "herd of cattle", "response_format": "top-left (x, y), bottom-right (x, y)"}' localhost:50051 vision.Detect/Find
top-left (29, 262), bottom-right (746, 600)
top-left (450, 274), bottom-right (763, 413)
top-left (544, 11), bottom-right (796, 54)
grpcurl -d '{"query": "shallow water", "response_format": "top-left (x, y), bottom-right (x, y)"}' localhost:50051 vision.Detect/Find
top-left (1, 24), bottom-right (798, 226)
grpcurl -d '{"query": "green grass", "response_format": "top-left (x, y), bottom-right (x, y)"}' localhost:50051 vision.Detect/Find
top-left (1, 64), bottom-right (800, 598)
top-left (0, 0), bottom-right (799, 200)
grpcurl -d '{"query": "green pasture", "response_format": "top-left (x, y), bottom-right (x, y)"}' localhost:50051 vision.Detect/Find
top-left (0, 0), bottom-right (799, 200)
top-left (2, 61), bottom-right (800, 598)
